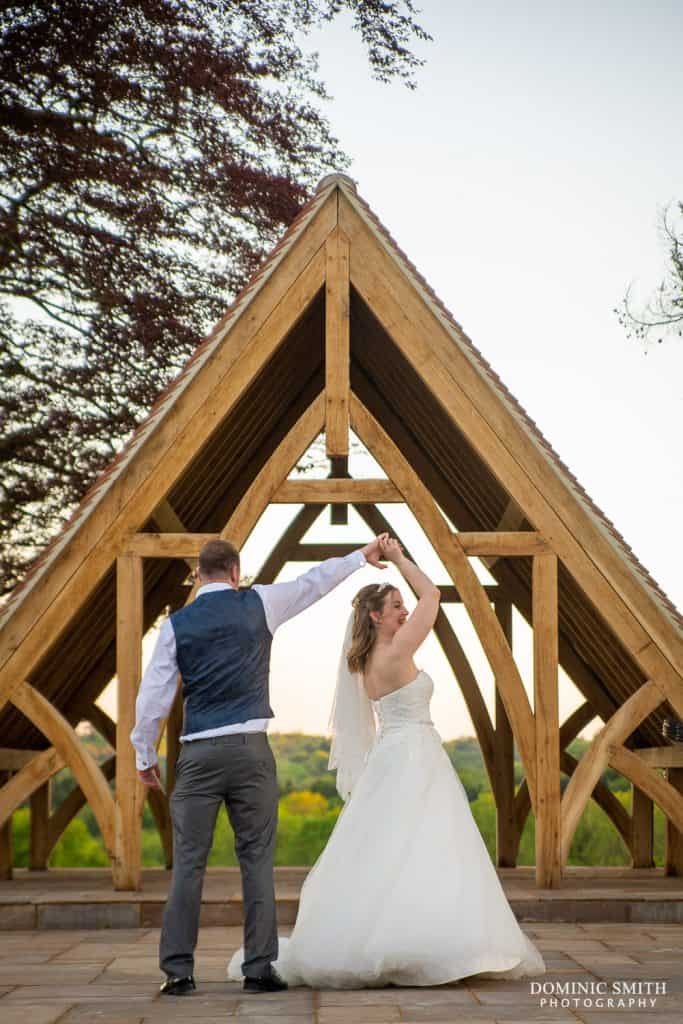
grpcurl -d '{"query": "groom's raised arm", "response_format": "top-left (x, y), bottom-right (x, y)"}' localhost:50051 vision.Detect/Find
top-left (253, 535), bottom-right (387, 634)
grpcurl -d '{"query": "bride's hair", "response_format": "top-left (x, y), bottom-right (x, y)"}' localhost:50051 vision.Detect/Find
top-left (347, 583), bottom-right (396, 674)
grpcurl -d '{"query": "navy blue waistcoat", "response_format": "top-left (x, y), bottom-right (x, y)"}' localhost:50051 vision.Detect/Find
top-left (170, 588), bottom-right (273, 735)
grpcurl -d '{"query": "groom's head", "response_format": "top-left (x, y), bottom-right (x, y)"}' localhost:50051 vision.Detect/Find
top-left (198, 539), bottom-right (240, 587)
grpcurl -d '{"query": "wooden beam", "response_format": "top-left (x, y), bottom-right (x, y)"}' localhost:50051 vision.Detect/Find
top-left (457, 532), bottom-right (549, 557)
top-left (272, 479), bottom-right (401, 504)
top-left (325, 227), bottom-right (350, 456)
top-left (633, 747), bottom-right (683, 768)
top-left (350, 394), bottom-right (538, 808)
top-left (0, 748), bottom-right (64, 830)
top-left (9, 682), bottom-right (115, 857)
top-left (329, 456), bottom-right (350, 525)
top-left (632, 785), bottom-right (654, 868)
top-left (533, 553), bottom-right (561, 887)
top-left (0, 748), bottom-right (43, 770)
top-left (0, 197), bottom-right (334, 713)
top-left (114, 553), bottom-right (144, 890)
top-left (127, 533), bottom-right (217, 558)
top-left (560, 680), bottom-right (663, 864)
top-left (494, 601), bottom-right (517, 867)
top-left (29, 780), bottom-right (51, 870)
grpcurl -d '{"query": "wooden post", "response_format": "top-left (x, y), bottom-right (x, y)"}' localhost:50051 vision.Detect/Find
top-left (114, 553), bottom-right (144, 890)
top-left (631, 786), bottom-right (654, 868)
top-left (494, 601), bottom-right (517, 867)
top-left (329, 456), bottom-right (349, 526)
top-left (0, 772), bottom-right (12, 879)
top-left (533, 553), bottom-right (561, 888)
top-left (325, 227), bottom-right (350, 458)
top-left (665, 767), bottom-right (683, 876)
top-left (29, 779), bottom-right (51, 870)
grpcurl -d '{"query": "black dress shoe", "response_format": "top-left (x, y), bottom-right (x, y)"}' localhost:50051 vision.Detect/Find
top-left (243, 965), bottom-right (288, 993)
top-left (159, 974), bottom-right (196, 995)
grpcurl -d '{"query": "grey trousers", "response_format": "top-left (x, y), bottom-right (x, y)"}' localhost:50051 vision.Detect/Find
top-left (159, 732), bottom-right (279, 979)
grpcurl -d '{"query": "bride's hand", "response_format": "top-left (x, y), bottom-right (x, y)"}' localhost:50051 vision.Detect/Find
top-left (379, 537), bottom-right (403, 564)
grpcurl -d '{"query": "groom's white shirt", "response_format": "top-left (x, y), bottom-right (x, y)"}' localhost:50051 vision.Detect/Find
top-left (131, 549), bottom-right (367, 770)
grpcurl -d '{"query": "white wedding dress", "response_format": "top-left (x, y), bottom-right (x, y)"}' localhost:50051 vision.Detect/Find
top-left (228, 671), bottom-right (545, 988)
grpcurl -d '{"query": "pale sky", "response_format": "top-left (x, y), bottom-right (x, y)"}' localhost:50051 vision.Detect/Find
top-left (102, 1), bottom-right (682, 744)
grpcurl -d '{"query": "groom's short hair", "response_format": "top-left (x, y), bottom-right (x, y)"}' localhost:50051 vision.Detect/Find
top-left (198, 539), bottom-right (240, 579)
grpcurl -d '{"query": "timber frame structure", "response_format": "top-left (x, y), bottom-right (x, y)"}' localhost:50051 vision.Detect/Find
top-left (1, 174), bottom-right (683, 892)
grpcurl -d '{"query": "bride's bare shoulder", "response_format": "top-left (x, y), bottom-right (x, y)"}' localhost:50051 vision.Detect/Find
top-left (363, 651), bottom-right (412, 700)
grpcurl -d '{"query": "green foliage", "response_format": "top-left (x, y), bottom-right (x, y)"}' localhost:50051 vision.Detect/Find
top-left (12, 807), bottom-right (108, 867)
top-left (9, 734), bottom-right (671, 869)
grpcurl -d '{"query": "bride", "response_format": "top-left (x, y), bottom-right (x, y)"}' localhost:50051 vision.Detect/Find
top-left (229, 537), bottom-right (545, 988)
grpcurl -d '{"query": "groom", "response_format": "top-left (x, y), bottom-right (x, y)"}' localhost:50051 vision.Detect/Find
top-left (131, 533), bottom-right (388, 995)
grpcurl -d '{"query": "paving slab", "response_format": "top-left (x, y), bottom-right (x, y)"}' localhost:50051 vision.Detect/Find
top-left (0, 924), bottom-right (681, 1022)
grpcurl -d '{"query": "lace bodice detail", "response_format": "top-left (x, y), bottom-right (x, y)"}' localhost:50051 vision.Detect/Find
top-left (370, 671), bottom-right (434, 731)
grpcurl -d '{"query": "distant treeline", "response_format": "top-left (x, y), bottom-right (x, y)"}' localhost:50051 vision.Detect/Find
top-left (11, 731), bottom-right (666, 868)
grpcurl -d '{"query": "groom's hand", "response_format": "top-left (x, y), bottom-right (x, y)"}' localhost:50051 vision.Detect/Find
top-left (138, 764), bottom-right (164, 791)
top-left (362, 533), bottom-right (390, 569)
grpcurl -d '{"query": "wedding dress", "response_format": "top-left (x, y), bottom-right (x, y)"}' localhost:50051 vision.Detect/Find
top-left (228, 671), bottom-right (545, 988)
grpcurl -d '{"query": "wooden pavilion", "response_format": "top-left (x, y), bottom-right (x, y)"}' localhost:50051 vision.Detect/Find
top-left (1, 174), bottom-right (682, 896)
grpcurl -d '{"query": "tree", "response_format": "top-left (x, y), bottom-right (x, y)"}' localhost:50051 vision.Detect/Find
top-left (617, 201), bottom-right (683, 347)
top-left (0, 0), bottom-right (429, 593)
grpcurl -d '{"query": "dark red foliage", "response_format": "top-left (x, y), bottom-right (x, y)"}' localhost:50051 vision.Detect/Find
top-left (0, 0), bottom-right (428, 592)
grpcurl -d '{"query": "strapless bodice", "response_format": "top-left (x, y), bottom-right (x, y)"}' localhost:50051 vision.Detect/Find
top-left (369, 671), bottom-right (434, 732)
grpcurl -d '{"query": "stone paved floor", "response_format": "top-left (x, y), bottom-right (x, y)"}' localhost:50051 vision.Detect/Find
top-left (0, 923), bottom-right (682, 1023)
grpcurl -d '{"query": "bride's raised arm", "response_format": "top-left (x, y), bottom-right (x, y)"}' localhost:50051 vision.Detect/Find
top-left (380, 539), bottom-right (440, 658)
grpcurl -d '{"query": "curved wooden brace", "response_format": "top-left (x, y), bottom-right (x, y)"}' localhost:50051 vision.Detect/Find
top-left (350, 393), bottom-right (538, 806)
top-left (609, 745), bottom-right (683, 834)
top-left (86, 704), bottom-right (172, 864)
top-left (352, 500), bottom-right (497, 786)
top-left (0, 748), bottom-right (64, 829)
top-left (10, 680), bottom-right (116, 859)
top-left (514, 701), bottom-right (595, 823)
top-left (561, 749), bottom-right (633, 852)
top-left (47, 755), bottom-right (116, 858)
top-left (560, 679), bottom-right (663, 863)
top-left (510, 701), bottom-right (634, 859)
top-left (221, 392), bottom-right (326, 550)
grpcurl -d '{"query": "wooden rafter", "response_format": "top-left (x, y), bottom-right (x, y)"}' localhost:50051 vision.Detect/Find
top-left (325, 226), bottom-right (350, 456)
